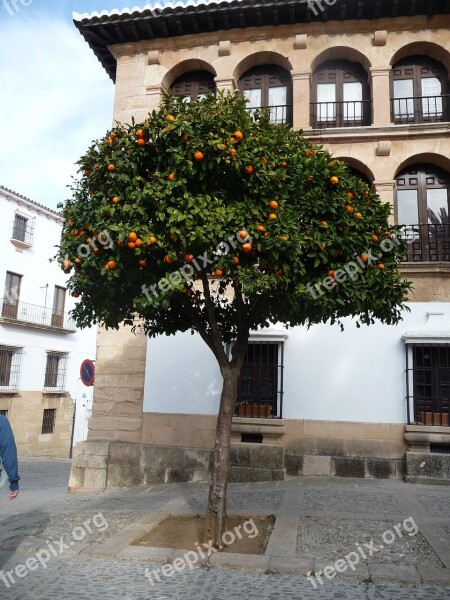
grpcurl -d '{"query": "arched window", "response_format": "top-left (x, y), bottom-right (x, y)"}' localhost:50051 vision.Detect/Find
top-left (169, 70), bottom-right (216, 101)
top-left (391, 56), bottom-right (449, 124)
top-left (346, 166), bottom-right (372, 187)
top-left (396, 164), bottom-right (450, 261)
top-left (238, 65), bottom-right (292, 126)
top-left (312, 60), bottom-right (371, 128)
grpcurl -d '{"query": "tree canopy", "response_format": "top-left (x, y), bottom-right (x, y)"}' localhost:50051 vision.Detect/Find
top-left (58, 92), bottom-right (411, 357)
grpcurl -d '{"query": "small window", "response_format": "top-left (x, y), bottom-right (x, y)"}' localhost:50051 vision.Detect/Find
top-left (0, 346), bottom-right (22, 390)
top-left (41, 409), bottom-right (56, 434)
top-left (238, 65), bottom-right (293, 126)
top-left (11, 213), bottom-right (34, 246)
top-left (169, 70), bottom-right (216, 101)
top-left (235, 341), bottom-right (284, 418)
top-left (44, 352), bottom-right (68, 391)
top-left (51, 286), bottom-right (66, 328)
top-left (2, 272), bottom-right (22, 319)
top-left (391, 56), bottom-right (449, 124)
top-left (407, 344), bottom-right (450, 426)
top-left (312, 60), bottom-right (371, 128)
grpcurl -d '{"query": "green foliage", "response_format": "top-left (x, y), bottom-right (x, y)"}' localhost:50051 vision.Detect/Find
top-left (57, 92), bottom-right (411, 345)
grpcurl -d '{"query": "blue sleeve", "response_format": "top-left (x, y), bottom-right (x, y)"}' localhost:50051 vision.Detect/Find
top-left (0, 416), bottom-right (20, 491)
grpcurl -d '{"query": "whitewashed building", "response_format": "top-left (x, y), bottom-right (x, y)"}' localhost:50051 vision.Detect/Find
top-left (0, 186), bottom-right (96, 457)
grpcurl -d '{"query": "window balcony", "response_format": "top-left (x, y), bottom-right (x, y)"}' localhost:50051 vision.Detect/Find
top-left (310, 100), bottom-right (372, 129)
top-left (0, 299), bottom-right (76, 333)
top-left (391, 94), bottom-right (450, 125)
top-left (400, 224), bottom-right (450, 263)
top-left (245, 104), bottom-right (293, 127)
top-left (10, 214), bottom-right (34, 250)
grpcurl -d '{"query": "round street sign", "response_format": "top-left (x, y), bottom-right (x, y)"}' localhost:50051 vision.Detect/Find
top-left (80, 359), bottom-right (95, 387)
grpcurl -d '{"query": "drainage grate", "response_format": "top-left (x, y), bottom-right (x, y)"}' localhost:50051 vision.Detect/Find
top-left (430, 444), bottom-right (450, 454)
top-left (241, 433), bottom-right (263, 444)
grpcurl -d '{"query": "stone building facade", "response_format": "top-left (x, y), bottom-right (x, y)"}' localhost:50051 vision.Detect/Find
top-left (70, 0), bottom-right (450, 490)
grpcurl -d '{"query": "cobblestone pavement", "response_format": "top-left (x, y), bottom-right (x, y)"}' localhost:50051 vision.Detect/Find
top-left (0, 460), bottom-right (449, 599)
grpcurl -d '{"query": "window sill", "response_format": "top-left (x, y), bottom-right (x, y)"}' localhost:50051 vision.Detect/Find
top-left (0, 390), bottom-right (20, 395)
top-left (10, 238), bottom-right (32, 252)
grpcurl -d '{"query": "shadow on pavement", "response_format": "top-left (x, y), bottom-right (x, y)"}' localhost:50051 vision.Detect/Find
top-left (0, 510), bottom-right (49, 569)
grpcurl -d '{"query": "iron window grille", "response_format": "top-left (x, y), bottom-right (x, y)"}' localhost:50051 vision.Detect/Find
top-left (234, 341), bottom-right (284, 418)
top-left (11, 213), bottom-right (34, 246)
top-left (41, 408), bottom-right (56, 434)
top-left (44, 352), bottom-right (68, 392)
top-left (406, 343), bottom-right (450, 427)
top-left (169, 70), bottom-right (216, 101)
top-left (0, 346), bottom-right (22, 391)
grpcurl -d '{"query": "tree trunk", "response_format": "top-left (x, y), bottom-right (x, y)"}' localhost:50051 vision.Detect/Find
top-left (204, 365), bottom-right (240, 548)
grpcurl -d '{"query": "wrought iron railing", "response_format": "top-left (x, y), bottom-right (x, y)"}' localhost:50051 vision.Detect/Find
top-left (11, 215), bottom-right (34, 246)
top-left (399, 223), bottom-right (450, 262)
top-left (310, 99), bottom-right (372, 128)
top-left (0, 298), bottom-right (76, 330)
top-left (245, 104), bottom-right (293, 126)
top-left (391, 94), bottom-right (449, 124)
top-left (0, 346), bottom-right (22, 391)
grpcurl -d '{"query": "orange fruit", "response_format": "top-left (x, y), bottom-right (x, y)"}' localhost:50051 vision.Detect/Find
top-left (238, 230), bottom-right (247, 240)
top-left (360, 254), bottom-right (368, 263)
top-left (242, 243), bottom-right (252, 253)
top-left (233, 130), bottom-right (243, 142)
top-left (117, 241), bottom-right (125, 247)
top-left (330, 176), bottom-right (339, 185)
top-left (280, 161), bottom-right (287, 169)
top-left (320, 220), bottom-right (328, 227)
top-left (269, 200), bottom-right (278, 210)
top-left (244, 165), bottom-right (254, 175)
top-left (106, 260), bottom-right (117, 270)
top-left (268, 213), bottom-right (277, 220)
top-left (74, 257), bottom-right (83, 264)
top-left (307, 175), bottom-right (314, 183)
top-left (345, 205), bottom-right (354, 213)
top-left (138, 259), bottom-right (147, 267)
top-left (214, 268), bottom-right (223, 277)
top-left (229, 149), bottom-right (237, 157)
top-left (355, 212), bottom-right (362, 220)
top-left (371, 234), bottom-right (379, 242)
top-left (194, 150), bottom-right (204, 162)
top-left (167, 173), bottom-right (175, 181)
top-left (164, 255), bottom-right (174, 264)
top-left (128, 232), bottom-right (138, 242)
top-left (107, 164), bottom-right (116, 172)
top-left (260, 157), bottom-right (268, 165)
top-left (112, 196), bottom-right (119, 204)
top-left (385, 231), bottom-right (392, 238)
top-left (71, 291), bottom-right (80, 298)
top-left (137, 138), bottom-right (145, 147)
top-left (185, 254), bottom-right (193, 263)
top-left (166, 114), bottom-right (175, 122)
top-left (93, 248), bottom-right (101, 255)
top-left (231, 256), bottom-right (239, 265)
top-left (181, 134), bottom-right (189, 143)
top-left (256, 225), bottom-right (266, 232)
top-left (127, 241), bottom-right (136, 249)
top-left (328, 270), bottom-right (335, 277)
top-left (378, 263), bottom-right (385, 269)
top-left (347, 192), bottom-right (354, 199)
top-left (136, 129), bottom-right (144, 138)
top-left (135, 238), bottom-right (143, 247)
top-left (84, 169), bottom-right (90, 176)
top-left (149, 236), bottom-right (157, 245)
top-left (170, 232), bottom-right (176, 241)
top-left (275, 268), bottom-right (284, 276)
top-left (279, 235), bottom-right (289, 241)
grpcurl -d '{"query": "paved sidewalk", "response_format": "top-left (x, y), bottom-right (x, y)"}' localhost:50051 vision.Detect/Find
top-left (0, 459), bottom-right (449, 599)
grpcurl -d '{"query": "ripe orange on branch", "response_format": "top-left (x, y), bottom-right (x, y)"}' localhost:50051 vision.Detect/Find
top-left (107, 164), bottom-right (116, 172)
top-left (269, 200), bottom-right (278, 210)
top-left (128, 232), bottom-right (138, 242)
top-left (164, 255), bottom-right (174, 264)
top-left (242, 243), bottom-right (252, 254)
top-left (330, 176), bottom-right (339, 185)
top-left (268, 213), bottom-right (277, 220)
top-left (167, 173), bottom-right (175, 181)
top-left (112, 196), bottom-right (119, 204)
top-left (233, 130), bottom-right (243, 142)
top-left (193, 150), bottom-right (204, 162)
top-left (137, 138), bottom-right (146, 147)
top-left (244, 165), bottom-right (254, 175)
top-left (106, 260), bottom-right (117, 271)
top-left (214, 268), bottom-right (223, 277)
top-left (136, 129), bottom-right (144, 138)
top-left (238, 230), bottom-right (248, 240)
top-left (166, 114), bottom-right (175, 122)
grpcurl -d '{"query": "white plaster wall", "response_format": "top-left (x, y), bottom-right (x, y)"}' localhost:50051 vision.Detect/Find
top-left (0, 189), bottom-right (97, 443)
top-left (144, 303), bottom-right (450, 424)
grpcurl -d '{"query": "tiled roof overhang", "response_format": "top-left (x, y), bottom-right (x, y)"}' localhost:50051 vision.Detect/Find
top-left (73, 0), bottom-right (450, 82)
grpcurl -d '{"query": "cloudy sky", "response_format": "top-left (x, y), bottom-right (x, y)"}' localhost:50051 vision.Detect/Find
top-left (0, 0), bottom-right (151, 210)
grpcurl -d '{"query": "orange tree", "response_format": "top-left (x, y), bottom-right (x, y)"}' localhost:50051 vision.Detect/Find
top-left (57, 92), bottom-right (411, 545)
